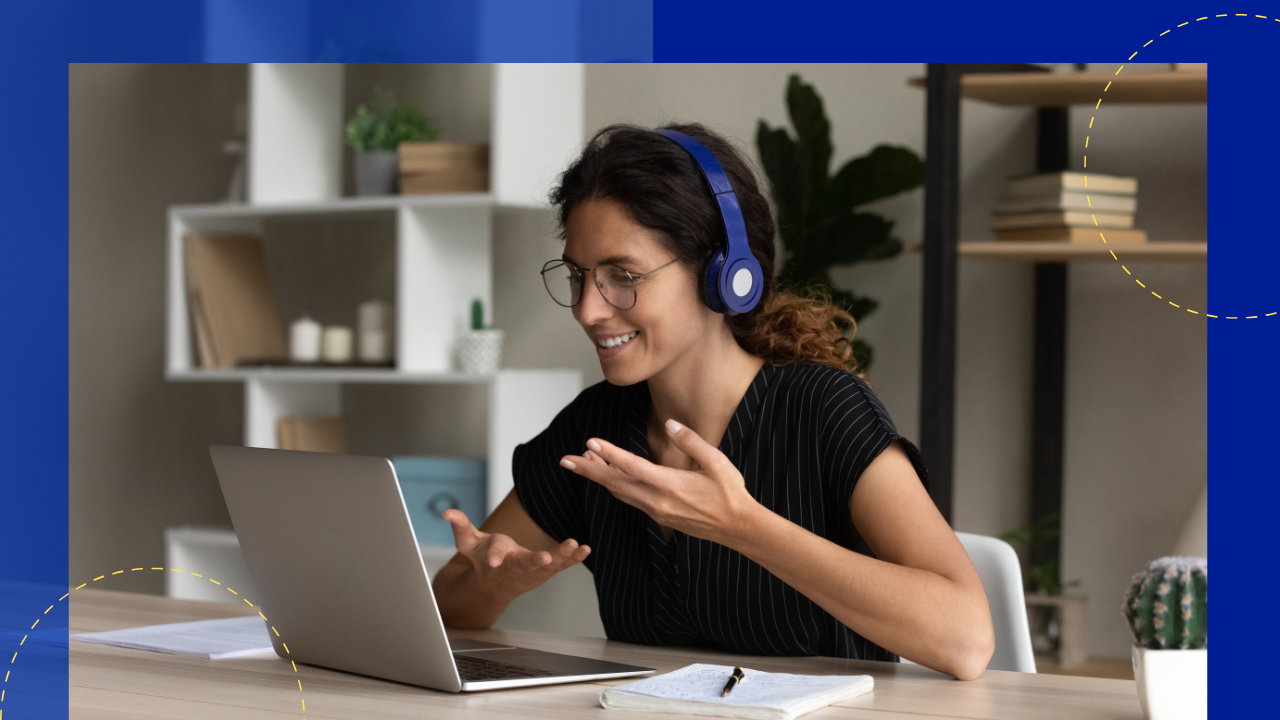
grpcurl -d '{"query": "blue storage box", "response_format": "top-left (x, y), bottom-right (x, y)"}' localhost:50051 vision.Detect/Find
top-left (392, 456), bottom-right (487, 547)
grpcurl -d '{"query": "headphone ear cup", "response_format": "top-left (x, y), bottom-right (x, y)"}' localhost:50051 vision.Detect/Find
top-left (703, 249), bottom-right (730, 314)
top-left (720, 255), bottom-right (763, 315)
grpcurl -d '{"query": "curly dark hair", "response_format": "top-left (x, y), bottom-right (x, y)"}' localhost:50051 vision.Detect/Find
top-left (549, 122), bottom-right (858, 373)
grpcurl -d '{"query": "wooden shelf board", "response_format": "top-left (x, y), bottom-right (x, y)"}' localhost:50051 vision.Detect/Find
top-left (907, 70), bottom-right (1206, 106)
top-left (171, 192), bottom-right (496, 219)
top-left (166, 367), bottom-right (498, 384)
top-left (904, 241), bottom-right (1206, 263)
top-left (1036, 656), bottom-right (1135, 681)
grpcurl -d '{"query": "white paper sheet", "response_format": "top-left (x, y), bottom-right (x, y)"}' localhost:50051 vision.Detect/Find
top-left (71, 616), bottom-right (275, 659)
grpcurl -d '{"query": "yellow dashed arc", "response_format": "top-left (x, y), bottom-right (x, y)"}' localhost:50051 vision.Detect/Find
top-left (1096, 13), bottom-right (1274, 319)
top-left (2, 567), bottom-right (310, 718)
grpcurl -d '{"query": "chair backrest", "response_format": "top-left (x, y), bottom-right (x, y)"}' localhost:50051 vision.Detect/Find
top-left (955, 531), bottom-right (1036, 673)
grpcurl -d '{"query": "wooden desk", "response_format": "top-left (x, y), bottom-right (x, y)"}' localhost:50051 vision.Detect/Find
top-left (70, 589), bottom-right (1143, 719)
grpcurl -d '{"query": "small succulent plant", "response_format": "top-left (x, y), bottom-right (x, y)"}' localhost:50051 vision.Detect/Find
top-left (1122, 556), bottom-right (1207, 650)
top-left (471, 298), bottom-right (488, 331)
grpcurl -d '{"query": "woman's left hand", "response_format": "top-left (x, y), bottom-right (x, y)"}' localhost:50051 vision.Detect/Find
top-left (559, 419), bottom-right (759, 545)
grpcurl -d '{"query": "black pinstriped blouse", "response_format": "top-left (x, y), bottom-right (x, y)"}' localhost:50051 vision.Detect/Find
top-left (512, 362), bottom-right (930, 661)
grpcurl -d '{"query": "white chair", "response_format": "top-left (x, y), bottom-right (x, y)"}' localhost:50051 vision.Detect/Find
top-left (901, 532), bottom-right (1037, 673)
top-left (955, 531), bottom-right (1036, 673)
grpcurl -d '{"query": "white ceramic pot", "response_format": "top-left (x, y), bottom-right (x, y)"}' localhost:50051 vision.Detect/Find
top-left (457, 329), bottom-right (504, 374)
top-left (1132, 645), bottom-right (1207, 720)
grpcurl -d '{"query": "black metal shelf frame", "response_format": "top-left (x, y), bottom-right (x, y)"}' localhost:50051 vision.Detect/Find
top-left (921, 64), bottom-right (1068, 567)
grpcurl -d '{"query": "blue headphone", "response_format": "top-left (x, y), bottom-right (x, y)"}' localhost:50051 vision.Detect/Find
top-left (652, 129), bottom-right (764, 316)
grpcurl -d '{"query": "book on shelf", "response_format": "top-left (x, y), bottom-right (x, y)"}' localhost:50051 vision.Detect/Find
top-left (277, 415), bottom-right (346, 454)
top-left (182, 236), bottom-right (218, 369)
top-left (995, 227), bottom-right (1148, 244)
top-left (994, 191), bottom-right (1136, 215)
top-left (991, 210), bottom-right (1134, 230)
top-left (183, 233), bottom-right (287, 369)
top-left (1003, 171), bottom-right (1137, 197)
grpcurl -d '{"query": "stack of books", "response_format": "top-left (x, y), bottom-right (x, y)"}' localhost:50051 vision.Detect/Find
top-left (991, 171), bottom-right (1146, 244)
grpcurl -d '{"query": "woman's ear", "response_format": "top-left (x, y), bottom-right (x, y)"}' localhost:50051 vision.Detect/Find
top-left (694, 253), bottom-right (711, 310)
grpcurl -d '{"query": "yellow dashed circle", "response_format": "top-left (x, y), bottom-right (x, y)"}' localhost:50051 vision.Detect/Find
top-left (1091, 13), bottom-right (1275, 318)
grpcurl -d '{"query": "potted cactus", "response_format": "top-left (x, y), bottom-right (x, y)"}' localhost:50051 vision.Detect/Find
top-left (456, 298), bottom-right (503, 374)
top-left (1122, 557), bottom-right (1207, 720)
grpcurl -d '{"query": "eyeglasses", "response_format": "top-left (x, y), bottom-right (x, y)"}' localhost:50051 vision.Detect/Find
top-left (540, 255), bottom-right (686, 310)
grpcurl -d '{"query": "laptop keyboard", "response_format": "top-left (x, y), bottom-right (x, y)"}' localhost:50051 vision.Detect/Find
top-left (454, 653), bottom-right (557, 681)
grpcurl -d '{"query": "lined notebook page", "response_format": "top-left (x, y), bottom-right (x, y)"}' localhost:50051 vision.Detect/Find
top-left (600, 663), bottom-right (874, 720)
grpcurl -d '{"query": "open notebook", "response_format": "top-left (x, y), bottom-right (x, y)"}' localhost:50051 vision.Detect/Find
top-left (600, 664), bottom-right (874, 720)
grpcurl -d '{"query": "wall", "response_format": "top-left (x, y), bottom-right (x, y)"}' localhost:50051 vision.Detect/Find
top-left (69, 64), bottom-right (247, 594)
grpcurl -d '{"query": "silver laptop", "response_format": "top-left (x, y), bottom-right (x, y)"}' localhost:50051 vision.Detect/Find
top-left (210, 445), bottom-right (654, 692)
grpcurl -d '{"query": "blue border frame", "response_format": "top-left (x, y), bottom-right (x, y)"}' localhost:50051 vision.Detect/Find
top-left (1, 0), bottom-right (1254, 716)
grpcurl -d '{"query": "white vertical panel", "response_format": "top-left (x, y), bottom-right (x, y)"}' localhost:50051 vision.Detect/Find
top-left (396, 205), bottom-right (493, 372)
top-left (487, 369), bottom-right (582, 514)
top-left (248, 63), bottom-right (343, 204)
top-left (491, 63), bottom-right (585, 208)
top-left (243, 380), bottom-right (342, 448)
top-left (165, 527), bottom-right (260, 603)
top-left (167, 212), bottom-right (193, 375)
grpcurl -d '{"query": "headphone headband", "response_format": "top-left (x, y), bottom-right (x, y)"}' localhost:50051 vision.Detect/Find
top-left (651, 128), bottom-right (763, 315)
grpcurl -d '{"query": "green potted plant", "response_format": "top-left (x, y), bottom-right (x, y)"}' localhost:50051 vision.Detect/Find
top-left (756, 74), bottom-right (924, 371)
top-left (345, 87), bottom-right (440, 196)
top-left (457, 298), bottom-right (502, 374)
top-left (1000, 512), bottom-right (1077, 595)
top-left (1122, 556), bottom-right (1207, 720)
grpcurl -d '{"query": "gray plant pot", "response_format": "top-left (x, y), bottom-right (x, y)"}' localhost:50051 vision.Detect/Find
top-left (355, 150), bottom-right (400, 196)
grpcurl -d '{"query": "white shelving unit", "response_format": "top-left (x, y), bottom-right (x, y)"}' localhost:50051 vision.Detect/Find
top-left (166, 63), bottom-right (586, 546)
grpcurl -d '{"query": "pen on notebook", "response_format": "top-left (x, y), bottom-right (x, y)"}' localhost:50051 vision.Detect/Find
top-left (721, 666), bottom-right (746, 697)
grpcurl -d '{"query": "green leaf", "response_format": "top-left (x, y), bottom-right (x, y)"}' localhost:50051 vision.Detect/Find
top-left (829, 144), bottom-right (925, 212)
top-left (755, 120), bottom-right (808, 250)
top-left (850, 338), bottom-right (874, 372)
top-left (828, 287), bottom-right (878, 323)
top-left (814, 212), bottom-right (896, 268)
top-left (785, 75), bottom-right (832, 199)
top-left (344, 87), bottom-right (440, 152)
top-left (1029, 559), bottom-right (1063, 596)
top-left (999, 512), bottom-right (1061, 549)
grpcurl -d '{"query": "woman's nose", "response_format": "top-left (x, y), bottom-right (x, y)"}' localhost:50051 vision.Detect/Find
top-left (575, 275), bottom-right (614, 326)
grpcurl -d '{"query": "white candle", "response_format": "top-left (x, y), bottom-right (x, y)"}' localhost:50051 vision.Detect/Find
top-left (290, 314), bottom-right (322, 362)
top-left (359, 330), bottom-right (389, 363)
top-left (322, 326), bottom-right (354, 363)
top-left (359, 299), bottom-right (390, 332)
top-left (358, 300), bottom-right (393, 362)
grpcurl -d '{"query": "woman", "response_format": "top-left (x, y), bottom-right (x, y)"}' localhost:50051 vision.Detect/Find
top-left (433, 123), bottom-right (994, 680)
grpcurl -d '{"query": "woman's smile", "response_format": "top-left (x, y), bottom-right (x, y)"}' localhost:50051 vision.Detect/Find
top-left (594, 330), bottom-right (640, 359)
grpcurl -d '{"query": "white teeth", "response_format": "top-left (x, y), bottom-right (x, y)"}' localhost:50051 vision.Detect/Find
top-left (598, 331), bottom-right (637, 349)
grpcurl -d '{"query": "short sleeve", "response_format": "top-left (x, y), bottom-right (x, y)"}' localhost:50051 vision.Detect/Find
top-left (511, 392), bottom-right (593, 545)
top-left (818, 370), bottom-right (930, 512)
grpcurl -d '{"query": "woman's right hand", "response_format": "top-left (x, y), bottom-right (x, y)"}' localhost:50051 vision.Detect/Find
top-left (442, 508), bottom-right (591, 602)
